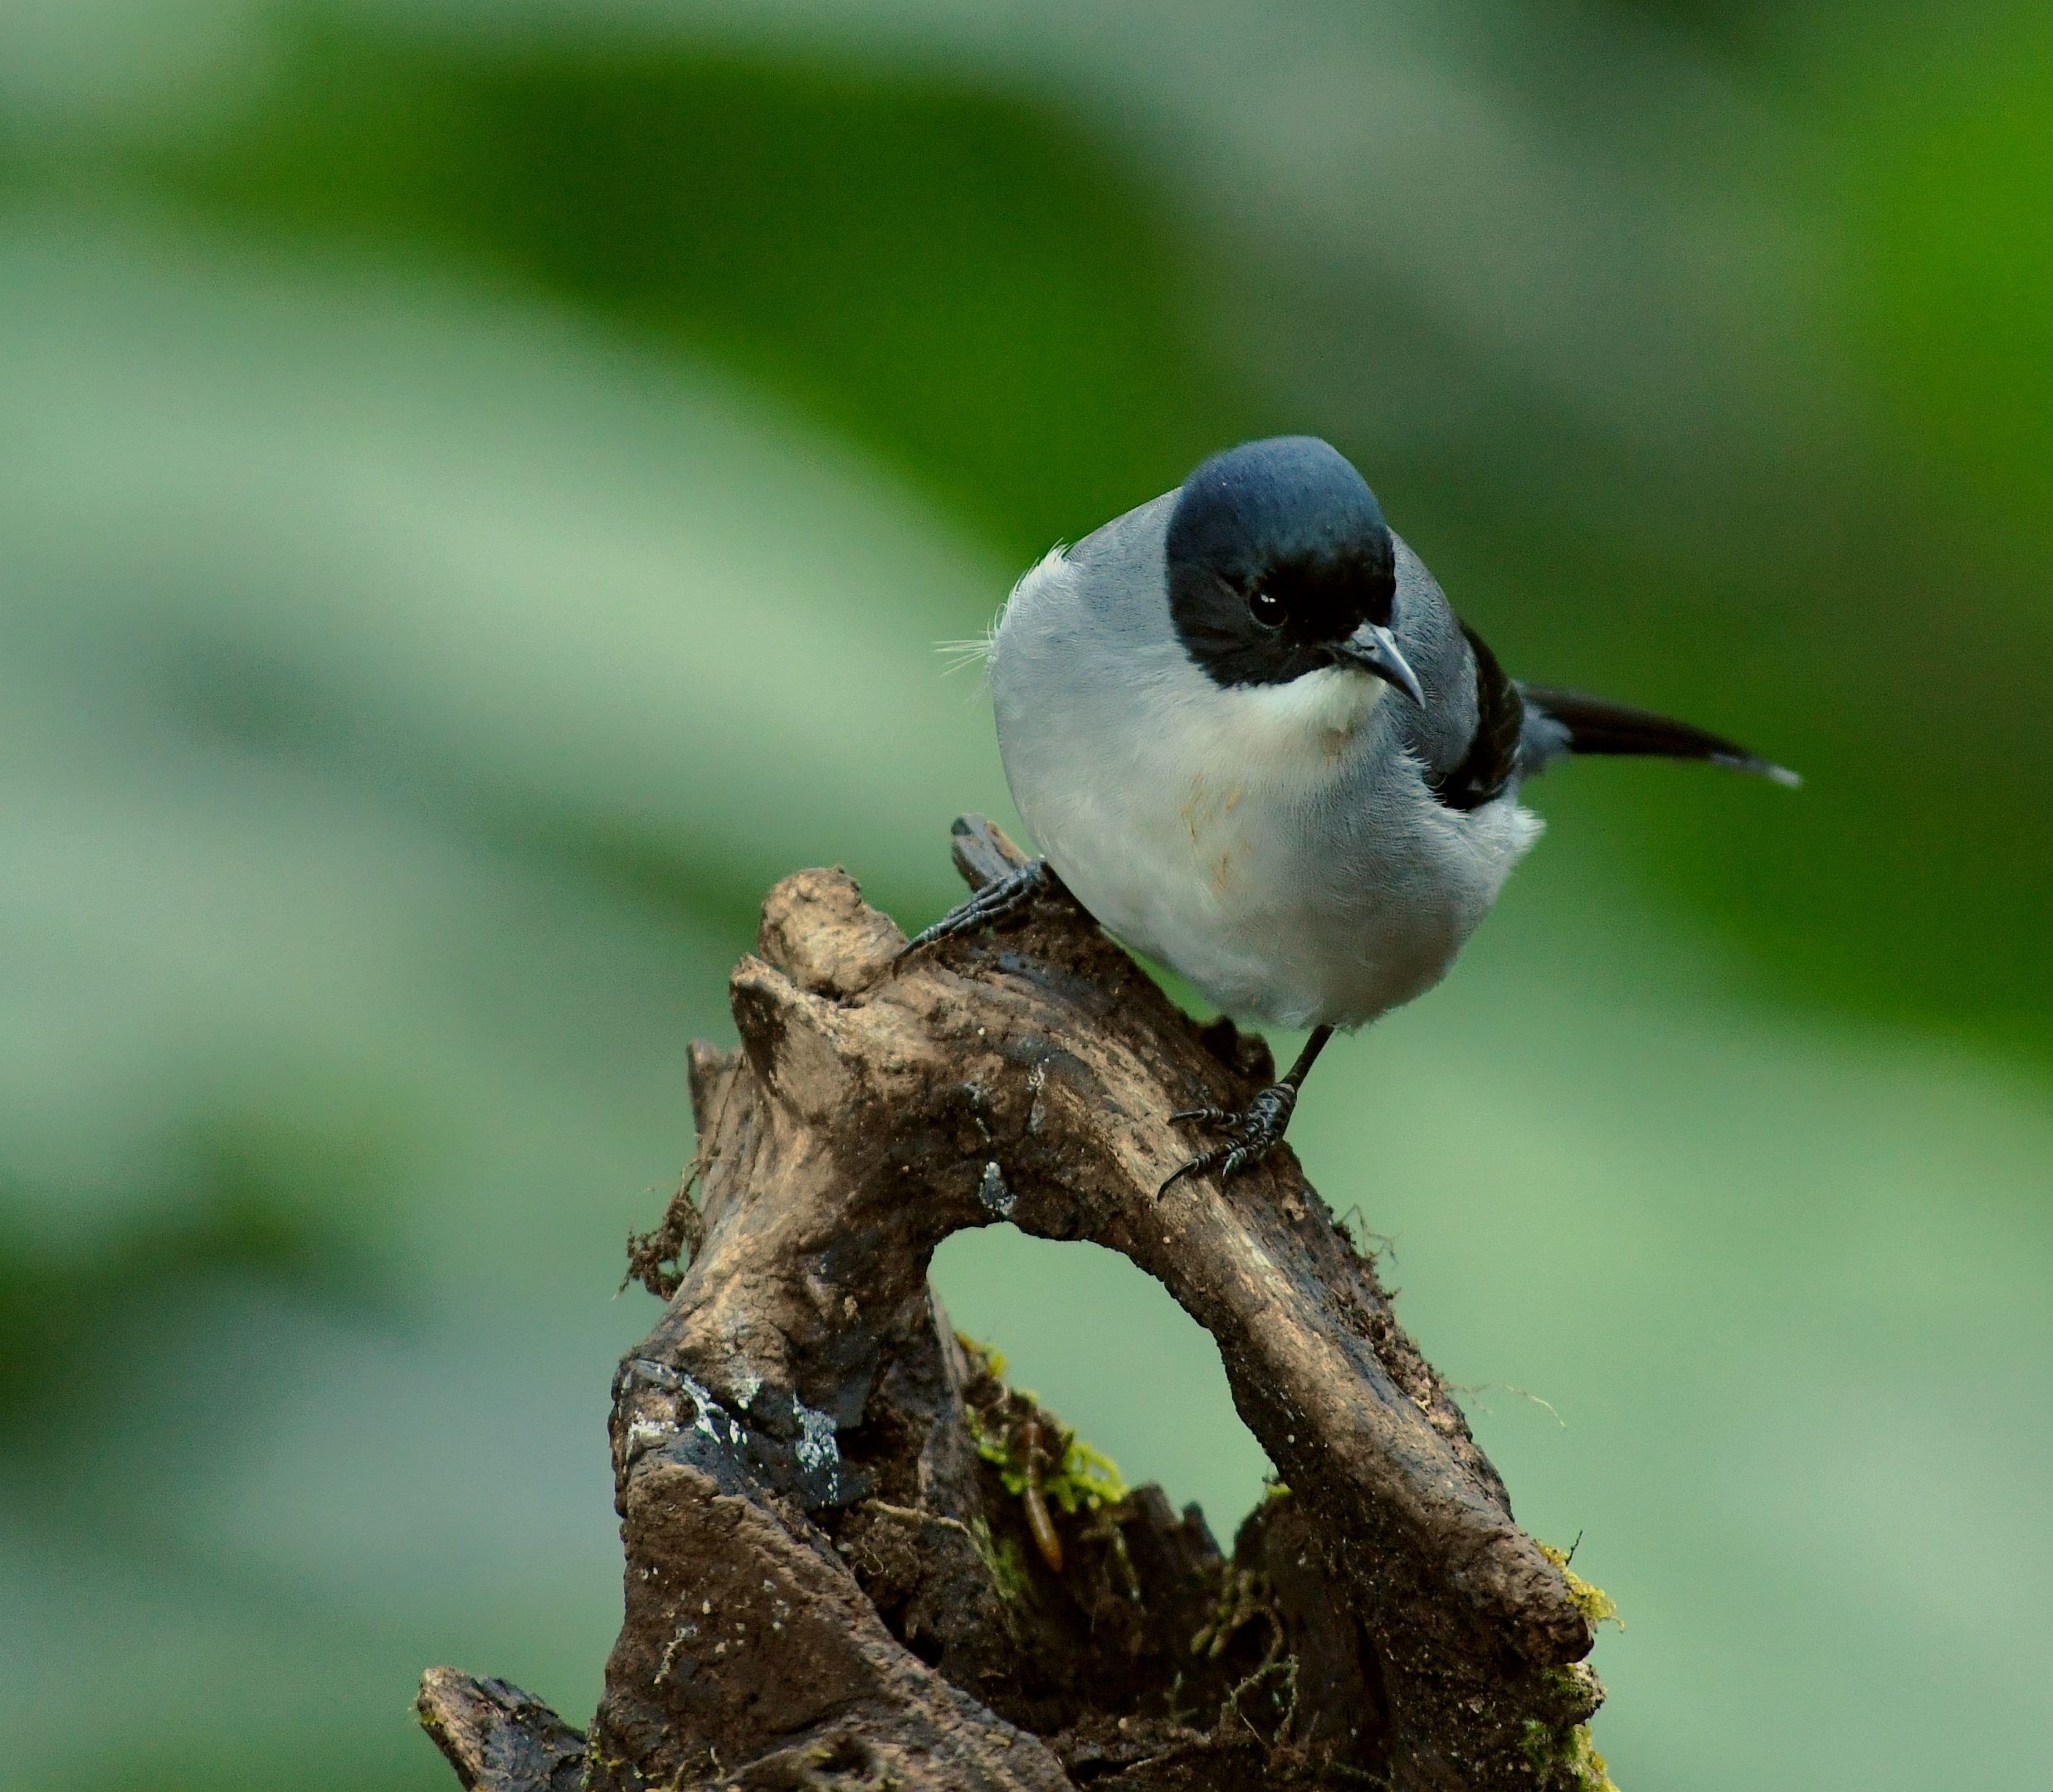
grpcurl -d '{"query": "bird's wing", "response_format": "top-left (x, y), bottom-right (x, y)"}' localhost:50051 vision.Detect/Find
top-left (1424, 625), bottom-right (1527, 812)
top-left (1517, 685), bottom-right (1799, 786)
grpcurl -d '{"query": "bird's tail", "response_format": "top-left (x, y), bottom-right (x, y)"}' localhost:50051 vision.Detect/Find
top-left (1518, 685), bottom-right (1800, 787)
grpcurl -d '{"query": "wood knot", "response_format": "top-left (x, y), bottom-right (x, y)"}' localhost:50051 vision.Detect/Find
top-left (758, 867), bottom-right (904, 997)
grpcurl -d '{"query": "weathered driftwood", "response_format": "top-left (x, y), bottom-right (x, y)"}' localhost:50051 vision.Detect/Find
top-left (419, 818), bottom-right (1613, 1791)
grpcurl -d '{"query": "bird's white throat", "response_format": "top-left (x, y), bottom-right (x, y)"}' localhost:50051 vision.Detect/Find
top-left (1212, 663), bottom-right (1390, 768)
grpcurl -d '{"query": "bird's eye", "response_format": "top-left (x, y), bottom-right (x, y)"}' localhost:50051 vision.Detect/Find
top-left (1248, 589), bottom-right (1286, 629)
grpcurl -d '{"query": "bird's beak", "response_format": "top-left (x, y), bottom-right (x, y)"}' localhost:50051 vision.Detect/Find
top-left (1333, 624), bottom-right (1426, 708)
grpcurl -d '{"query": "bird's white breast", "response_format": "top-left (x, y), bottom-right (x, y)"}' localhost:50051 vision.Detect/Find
top-left (987, 544), bottom-right (1539, 1029)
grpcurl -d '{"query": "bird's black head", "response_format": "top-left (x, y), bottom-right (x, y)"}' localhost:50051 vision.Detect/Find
top-left (1164, 436), bottom-right (1399, 690)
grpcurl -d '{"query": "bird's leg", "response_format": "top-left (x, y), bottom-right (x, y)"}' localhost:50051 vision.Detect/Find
top-left (1161, 1025), bottom-right (1334, 1194)
top-left (897, 858), bottom-right (1050, 959)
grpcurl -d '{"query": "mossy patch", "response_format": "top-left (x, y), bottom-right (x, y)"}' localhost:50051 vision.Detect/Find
top-left (958, 1333), bottom-right (1129, 1515)
top-left (1189, 1563), bottom-right (1275, 1661)
top-left (957, 1332), bottom-right (1132, 1577)
top-left (1523, 1718), bottom-right (1620, 1792)
top-left (1524, 1548), bottom-right (1619, 1789)
top-left (968, 1514), bottom-right (1034, 1604)
top-left (1538, 1541), bottom-right (1622, 1634)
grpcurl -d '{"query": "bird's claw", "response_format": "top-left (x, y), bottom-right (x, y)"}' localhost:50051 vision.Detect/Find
top-left (898, 859), bottom-right (1049, 960)
top-left (1159, 1083), bottom-right (1300, 1195)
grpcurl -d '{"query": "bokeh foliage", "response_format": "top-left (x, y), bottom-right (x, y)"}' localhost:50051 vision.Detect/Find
top-left (0, 2), bottom-right (2047, 1788)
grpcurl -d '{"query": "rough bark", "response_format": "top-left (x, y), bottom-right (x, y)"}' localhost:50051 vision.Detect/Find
top-left (420, 818), bottom-right (1614, 1790)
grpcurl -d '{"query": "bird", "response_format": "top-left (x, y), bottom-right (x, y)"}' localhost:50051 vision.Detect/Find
top-left (904, 436), bottom-right (1795, 1191)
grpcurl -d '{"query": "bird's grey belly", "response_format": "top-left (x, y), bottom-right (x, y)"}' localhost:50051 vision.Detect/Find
top-left (1010, 750), bottom-right (1495, 1031)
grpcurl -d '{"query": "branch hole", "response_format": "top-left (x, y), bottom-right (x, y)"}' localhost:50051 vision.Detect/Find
top-left (931, 1228), bottom-right (1275, 1538)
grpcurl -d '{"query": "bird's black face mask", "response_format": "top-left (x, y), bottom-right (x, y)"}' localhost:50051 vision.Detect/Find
top-left (1163, 436), bottom-right (1419, 704)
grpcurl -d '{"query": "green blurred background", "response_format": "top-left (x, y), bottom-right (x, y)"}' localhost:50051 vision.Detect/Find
top-left (2, 1), bottom-right (2049, 1785)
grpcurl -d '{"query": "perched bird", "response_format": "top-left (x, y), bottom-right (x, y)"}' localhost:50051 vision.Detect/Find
top-left (906, 436), bottom-right (1794, 1189)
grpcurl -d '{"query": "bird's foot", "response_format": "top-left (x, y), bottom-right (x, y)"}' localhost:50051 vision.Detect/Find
top-left (898, 858), bottom-right (1049, 959)
top-left (1160, 1082), bottom-right (1300, 1194)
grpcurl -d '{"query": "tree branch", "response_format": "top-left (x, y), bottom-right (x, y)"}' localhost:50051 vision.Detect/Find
top-left (419, 817), bottom-right (1612, 1790)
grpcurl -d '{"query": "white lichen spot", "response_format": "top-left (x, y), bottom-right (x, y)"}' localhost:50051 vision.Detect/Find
top-left (978, 1160), bottom-right (1016, 1218)
top-left (654, 1622), bottom-right (700, 1685)
top-left (627, 1416), bottom-right (680, 1455)
top-left (676, 1371), bottom-right (741, 1449)
top-left (1026, 1060), bottom-right (1049, 1134)
top-left (794, 1400), bottom-right (842, 1502)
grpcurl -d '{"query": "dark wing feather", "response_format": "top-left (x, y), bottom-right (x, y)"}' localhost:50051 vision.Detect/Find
top-left (1519, 685), bottom-right (1799, 786)
top-left (1426, 625), bottom-right (1526, 812)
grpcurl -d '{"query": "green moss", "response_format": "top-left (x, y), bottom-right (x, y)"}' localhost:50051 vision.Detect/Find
top-left (1523, 1719), bottom-right (1620, 1792)
top-left (1189, 1564), bottom-right (1275, 1660)
top-left (967, 1516), bottom-right (1032, 1604)
top-left (1523, 1548), bottom-right (1618, 1787)
top-left (1538, 1541), bottom-right (1623, 1634)
top-left (1044, 1434), bottom-right (1129, 1514)
top-left (957, 1333), bottom-right (1129, 1516)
